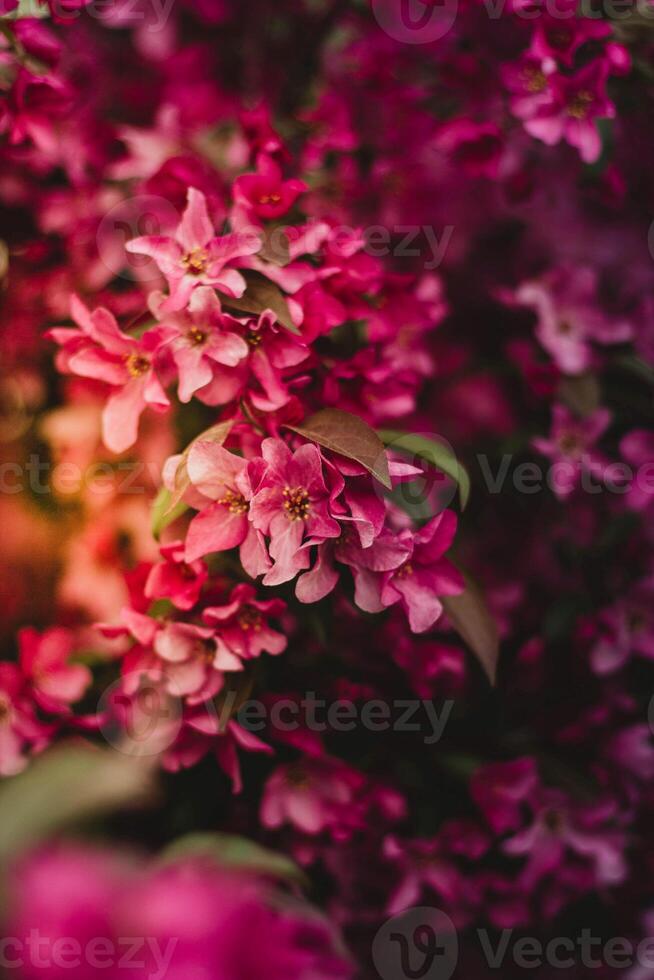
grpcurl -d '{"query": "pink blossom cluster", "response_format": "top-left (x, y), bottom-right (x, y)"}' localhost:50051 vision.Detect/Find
top-left (0, 0), bottom-right (653, 974)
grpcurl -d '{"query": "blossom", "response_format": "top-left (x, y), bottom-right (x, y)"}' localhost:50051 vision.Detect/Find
top-left (471, 757), bottom-right (539, 834)
top-left (202, 583), bottom-right (287, 660)
top-left (503, 791), bottom-right (627, 890)
top-left (126, 187), bottom-right (261, 311)
top-left (48, 296), bottom-right (171, 454)
top-left (514, 267), bottom-right (632, 374)
top-left (590, 579), bottom-right (654, 674)
top-left (379, 512), bottom-right (463, 633)
top-left (182, 439), bottom-right (270, 577)
top-left (532, 404), bottom-right (611, 498)
top-left (233, 154), bottom-right (307, 221)
top-left (145, 541), bottom-right (208, 611)
top-left (521, 60), bottom-right (615, 163)
top-left (150, 286), bottom-right (249, 404)
top-left (249, 439), bottom-right (341, 586)
top-left (18, 627), bottom-right (91, 713)
top-left (0, 664), bottom-right (47, 777)
top-left (8, 846), bottom-right (353, 979)
top-left (261, 757), bottom-right (363, 836)
top-left (164, 710), bottom-right (272, 791)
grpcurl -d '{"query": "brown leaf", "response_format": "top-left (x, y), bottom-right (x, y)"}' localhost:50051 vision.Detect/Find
top-left (442, 575), bottom-right (499, 685)
top-left (287, 408), bottom-right (391, 489)
top-left (257, 226), bottom-right (291, 266)
top-left (558, 374), bottom-right (601, 417)
top-left (219, 271), bottom-right (299, 334)
top-left (167, 419), bottom-right (234, 514)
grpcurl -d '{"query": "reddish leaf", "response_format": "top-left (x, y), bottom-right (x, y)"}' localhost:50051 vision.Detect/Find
top-left (442, 575), bottom-right (499, 685)
top-left (288, 408), bottom-right (391, 489)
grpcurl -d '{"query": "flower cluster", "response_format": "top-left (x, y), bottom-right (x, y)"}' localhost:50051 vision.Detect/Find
top-left (0, 0), bottom-right (653, 975)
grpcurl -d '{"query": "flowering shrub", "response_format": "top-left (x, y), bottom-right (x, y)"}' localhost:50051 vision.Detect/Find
top-left (0, 0), bottom-right (653, 976)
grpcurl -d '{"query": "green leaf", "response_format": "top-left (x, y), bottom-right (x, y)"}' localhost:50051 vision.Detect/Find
top-left (159, 833), bottom-right (307, 887)
top-left (287, 408), bottom-right (391, 489)
top-left (0, 745), bottom-right (154, 863)
top-left (379, 430), bottom-right (470, 509)
top-left (166, 418), bottom-right (234, 516)
top-left (442, 574), bottom-right (499, 685)
top-left (151, 486), bottom-right (188, 541)
top-left (219, 271), bottom-right (300, 334)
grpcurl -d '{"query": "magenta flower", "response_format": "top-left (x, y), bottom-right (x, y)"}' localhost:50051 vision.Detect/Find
top-left (183, 440), bottom-right (270, 578)
top-left (529, 8), bottom-right (612, 68)
top-left (237, 310), bottom-right (310, 412)
top-left (49, 296), bottom-right (171, 453)
top-left (515, 267), bottom-right (632, 374)
top-left (18, 627), bottom-right (91, 714)
top-left (164, 710), bottom-right (271, 791)
top-left (533, 404), bottom-right (611, 499)
top-left (0, 664), bottom-right (47, 777)
top-left (202, 583), bottom-right (287, 660)
top-left (503, 791), bottom-right (627, 890)
top-left (383, 833), bottom-right (474, 917)
top-left (249, 439), bottom-right (341, 586)
top-left (126, 186), bottom-right (261, 311)
top-left (522, 60), bottom-right (615, 163)
top-left (152, 620), bottom-right (242, 704)
top-left (261, 757), bottom-right (362, 835)
top-left (590, 578), bottom-right (654, 674)
top-left (471, 757), bottom-right (539, 834)
top-left (233, 153), bottom-right (307, 221)
top-left (380, 511), bottom-right (464, 634)
top-left (502, 53), bottom-right (556, 123)
top-left (150, 286), bottom-right (249, 403)
top-left (9, 846), bottom-right (353, 980)
top-left (145, 541), bottom-right (208, 611)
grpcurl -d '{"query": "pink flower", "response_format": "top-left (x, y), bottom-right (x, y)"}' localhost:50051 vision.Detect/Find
top-left (152, 620), bottom-right (243, 704)
top-left (590, 578), bottom-right (654, 674)
top-left (145, 541), bottom-right (208, 611)
top-left (236, 310), bottom-right (310, 412)
top-left (529, 8), bottom-right (612, 67)
top-left (515, 267), bottom-right (632, 374)
top-left (202, 583), bottom-right (287, 660)
top-left (503, 791), bottom-right (627, 890)
top-left (125, 186), bottom-right (261, 311)
top-left (502, 53), bottom-right (556, 122)
top-left (522, 59), bottom-right (615, 163)
top-left (49, 296), bottom-right (171, 454)
top-left (261, 757), bottom-right (362, 835)
top-left (164, 710), bottom-right (272, 792)
top-left (150, 286), bottom-right (248, 403)
top-left (434, 119), bottom-right (504, 179)
top-left (18, 627), bottom-right (91, 713)
top-left (104, 606), bottom-right (242, 705)
top-left (249, 440), bottom-right (341, 586)
top-left (383, 832), bottom-right (479, 918)
top-left (380, 511), bottom-right (464, 633)
top-left (9, 846), bottom-right (353, 980)
top-left (532, 404), bottom-right (611, 499)
top-left (470, 757), bottom-right (539, 834)
top-left (183, 440), bottom-right (270, 577)
top-left (0, 664), bottom-right (47, 776)
top-left (620, 429), bottom-right (654, 512)
top-left (233, 154), bottom-right (307, 221)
